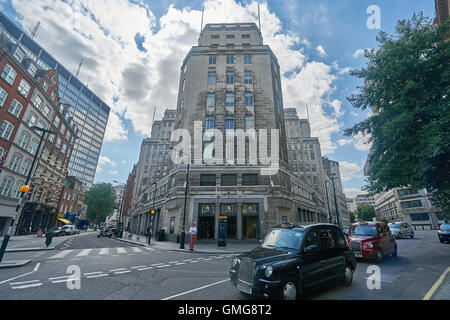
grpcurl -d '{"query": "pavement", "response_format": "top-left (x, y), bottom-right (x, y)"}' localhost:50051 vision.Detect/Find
top-left (113, 231), bottom-right (259, 254)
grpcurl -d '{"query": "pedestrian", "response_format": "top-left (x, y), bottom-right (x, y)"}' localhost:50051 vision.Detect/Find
top-left (45, 229), bottom-right (53, 248)
top-left (189, 222), bottom-right (197, 251)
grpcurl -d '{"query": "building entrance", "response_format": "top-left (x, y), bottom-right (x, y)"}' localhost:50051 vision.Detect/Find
top-left (198, 216), bottom-right (215, 239)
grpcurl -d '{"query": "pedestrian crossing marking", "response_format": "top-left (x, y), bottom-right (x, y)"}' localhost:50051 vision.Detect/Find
top-left (117, 247), bottom-right (127, 254)
top-left (76, 249), bottom-right (93, 257)
top-left (48, 250), bottom-right (73, 259)
top-left (99, 248), bottom-right (109, 255)
top-left (132, 247), bottom-right (143, 253)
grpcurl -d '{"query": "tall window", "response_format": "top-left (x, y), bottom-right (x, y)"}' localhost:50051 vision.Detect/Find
top-left (0, 121), bottom-right (14, 140)
top-left (208, 71), bottom-right (216, 85)
top-left (0, 87), bottom-right (7, 107)
top-left (221, 174), bottom-right (237, 186)
top-left (200, 174), bottom-right (216, 186)
top-left (242, 174), bottom-right (258, 186)
top-left (27, 139), bottom-right (39, 155)
top-left (209, 55), bottom-right (216, 65)
top-left (8, 99), bottom-right (23, 118)
top-left (18, 131), bottom-right (30, 149)
top-left (11, 180), bottom-right (24, 199)
top-left (207, 93), bottom-right (215, 109)
top-left (9, 153), bottom-right (22, 172)
top-left (245, 116), bottom-right (255, 130)
top-left (19, 160), bottom-right (31, 176)
top-left (0, 177), bottom-right (13, 197)
top-left (227, 54), bottom-right (234, 64)
top-left (226, 93), bottom-right (234, 107)
top-left (17, 79), bottom-right (31, 98)
top-left (43, 105), bottom-right (50, 118)
top-left (225, 116), bottom-right (234, 130)
top-left (226, 72), bottom-right (234, 84)
top-left (244, 71), bottom-right (253, 84)
top-left (53, 116), bottom-right (60, 129)
top-left (245, 92), bottom-right (254, 107)
top-left (27, 114), bottom-right (36, 128)
top-left (34, 95), bottom-right (43, 110)
top-left (1, 64), bottom-right (17, 85)
top-left (13, 47), bottom-right (25, 62)
top-left (205, 116), bottom-right (214, 130)
top-left (244, 54), bottom-right (252, 64)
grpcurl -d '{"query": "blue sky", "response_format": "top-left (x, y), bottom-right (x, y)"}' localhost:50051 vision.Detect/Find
top-left (0, 0), bottom-right (437, 197)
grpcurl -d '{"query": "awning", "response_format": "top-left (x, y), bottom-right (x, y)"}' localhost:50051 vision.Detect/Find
top-left (58, 218), bottom-right (71, 225)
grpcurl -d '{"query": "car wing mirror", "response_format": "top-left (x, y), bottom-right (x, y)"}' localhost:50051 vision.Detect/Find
top-left (304, 245), bottom-right (319, 254)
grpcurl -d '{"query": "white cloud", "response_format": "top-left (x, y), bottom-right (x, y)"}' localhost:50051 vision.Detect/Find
top-left (339, 161), bottom-right (362, 182)
top-left (10, 0), bottom-right (346, 153)
top-left (109, 170), bottom-right (119, 175)
top-left (353, 49), bottom-right (366, 58)
top-left (316, 45), bottom-right (326, 57)
top-left (353, 133), bottom-right (372, 151)
top-left (344, 188), bottom-right (367, 198)
top-left (337, 139), bottom-right (353, 146)
top-left (96, 155), bottom-right (115, 173)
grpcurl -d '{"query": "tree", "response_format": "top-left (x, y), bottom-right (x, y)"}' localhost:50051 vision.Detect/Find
top-left (355, 203), bottom-right (376, 222)
top-left (345, 13), bottom-right (450, 213)
top-left (349, 211), bottom-right (357, 223)
top-left (84, 183), bottom-right (116, 224)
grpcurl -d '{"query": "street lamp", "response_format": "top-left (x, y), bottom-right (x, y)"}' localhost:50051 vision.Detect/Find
top-left (0, 127), bottom-right (57, 263)
top-left (113, 180), bottom-right (125, 237)
top-left (170, 147), bottom-right (191, 250)
top-left (149, 181), bottom-right (157, 245)
top-left (324, 176), bottom-right (341, 228)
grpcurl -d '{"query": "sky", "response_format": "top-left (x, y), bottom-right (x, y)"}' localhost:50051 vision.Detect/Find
top-left (0, 0), bottom-right (437, 198)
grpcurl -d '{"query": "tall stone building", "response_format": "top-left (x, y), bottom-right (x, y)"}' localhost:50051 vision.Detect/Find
top-left (129, 23), bottom-right (324, 242)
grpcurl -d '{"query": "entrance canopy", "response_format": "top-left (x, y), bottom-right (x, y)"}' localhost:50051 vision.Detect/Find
top-left (58, 218), bottom-right (71, 225)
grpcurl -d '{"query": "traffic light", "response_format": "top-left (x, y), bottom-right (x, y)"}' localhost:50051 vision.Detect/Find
top-left (150, 210), bottom-right (156, 215)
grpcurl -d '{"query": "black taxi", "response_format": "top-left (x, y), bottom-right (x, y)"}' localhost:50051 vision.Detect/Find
top-left (229, 223), bottom-right (357, 300)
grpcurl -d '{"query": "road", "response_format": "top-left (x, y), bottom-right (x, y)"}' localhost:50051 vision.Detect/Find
top-left (0, 230), bottom-right (448, 300)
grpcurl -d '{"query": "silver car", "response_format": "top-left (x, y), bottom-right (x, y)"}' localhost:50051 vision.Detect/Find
top-left (389, 222), bottom-right (414, 239)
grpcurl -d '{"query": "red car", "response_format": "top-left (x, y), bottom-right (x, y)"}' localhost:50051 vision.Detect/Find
top-left (347, 221), bottom-right (397, 263)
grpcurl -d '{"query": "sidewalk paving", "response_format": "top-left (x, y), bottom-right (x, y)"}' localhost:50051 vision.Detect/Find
top-left (114, 232), bottom-right (258, 254)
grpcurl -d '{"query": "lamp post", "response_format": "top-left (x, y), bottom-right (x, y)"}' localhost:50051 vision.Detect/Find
top-left (170, 147), bottom-right (191, 249)
top-left (325, 176), bottom-right (341, 228)
top-left (324, 181), bottom-right (332, 224)
top-left (149, 181), bottom-right (157, 245)
top-left (113, 180), bottom-right (125, 238)
top-left (0, 127), bottom-right (57, 263)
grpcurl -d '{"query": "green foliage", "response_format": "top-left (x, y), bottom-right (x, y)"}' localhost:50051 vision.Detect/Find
top-left (349, 211), bottom-right (356, 223)
top-left (355, 203), bottom-right (376, 222)
top-left (345, 13), bottom-right (450, 213)
top-left (84, 183), bottom-right (117, 224)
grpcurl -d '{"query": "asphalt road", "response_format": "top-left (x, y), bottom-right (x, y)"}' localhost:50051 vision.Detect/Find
top-left (0, 230), bottom-right (448, 300)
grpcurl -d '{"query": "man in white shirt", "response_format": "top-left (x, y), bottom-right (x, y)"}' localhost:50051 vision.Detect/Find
top-left (189, 222), bottom-right (197, 251)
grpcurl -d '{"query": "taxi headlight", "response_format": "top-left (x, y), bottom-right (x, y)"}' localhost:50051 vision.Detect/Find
top-left (232, 257), bottom-right (241, 268)
top-left (367, 242), bottom-right (374, 248)
top-left (265, 265), bottom-right (273, 278)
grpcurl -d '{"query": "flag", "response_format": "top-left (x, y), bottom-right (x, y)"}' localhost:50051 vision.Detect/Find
top-left (0, 152), bottom-right (6, 174)
top-left (268, 177), bottom-right (274, 193)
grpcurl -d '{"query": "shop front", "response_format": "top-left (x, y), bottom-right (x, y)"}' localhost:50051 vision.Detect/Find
top-left (198, 203), bottom-right (215, 240)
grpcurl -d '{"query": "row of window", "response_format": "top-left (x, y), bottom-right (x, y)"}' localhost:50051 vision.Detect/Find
top-left (1, 64), bottom-right (31, 98)
top-left (210, 34), bottom-right (251, 40)
top-left (0, 176), bottom-right (25, 199)
top-left (204, 115), bottom-right (255, 131)
top-left (199, 174), bottom-right (258, 187)
top-left (206, 92), bottom-right (254, 109)
top-left (207, 71), bottom-right (253, 85)
top-left (289, 151), bottom-right (317, 161)
top-left (208, 54), bottom-right (252, 65)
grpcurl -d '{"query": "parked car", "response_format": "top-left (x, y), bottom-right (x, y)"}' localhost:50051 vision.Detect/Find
top-left (229, 223), bottom-right (356, 300)
top-left (62, 225), bottom-right (80, 235)
top-left (438, 224), bottom-right (450, 243)
top-left (347, 221), bottom-right (397, 263)
top-left (389, 222), bottom-right (414, 239)
top-left (49, 227), bottom-right (65, 237)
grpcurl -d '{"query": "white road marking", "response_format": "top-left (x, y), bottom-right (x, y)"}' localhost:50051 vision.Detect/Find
top-left (0, 263), bottom-right (41, 285)
top-left (151, 263), bottom-right (164, 266)
top-left (137, 267), bottom-right (153, 271)
top-left (84, 272), bottom-right (103, 276)
top-left (10, 280), bottom-right (40, 286)
top-left (113, 270), bottom-right (131, 275)
top-left (109, 268), bottom-right (126, 272)
top-left (156, 265), bottom-right (171, 268)
top-left (174, 263), bottom-right (186, 266)
top-left (98, 248), bottom-right (109, 255)
top-left (169, 261), bottom-right (179, 264)
top-left (190, 260), bottom-right (200, 263)
top-left (143, 247), bottom-right (155, 251)
top-left (49, 275), bottom-right (71, 281)
top-left (48, 250), bottom-right (73, 259)
top-left (86, 274), bottom-right (108, 278)
top-left (132, 247), bottom-right (143, 253)
top-left (76, 249), bottom-right (93, 257)
top-left (116, 247), bottom-right (127, 254)
top-left (183, 259), bottom-right (193, 262)
top-left (131, 266), bottom-right (147, 269)
top-left (11, 283), bottom-right (43, 290)
top-left (161, 279), bottom-right (230, 300)
top-left (52, 278), bottom-right (80, 284)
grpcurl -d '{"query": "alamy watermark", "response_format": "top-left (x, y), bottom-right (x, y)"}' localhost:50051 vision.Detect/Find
top-left (367, 5), bottom-right (381, 30)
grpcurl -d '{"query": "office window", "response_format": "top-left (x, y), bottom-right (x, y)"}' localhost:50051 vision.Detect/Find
top-left (242, 34), bottom-right (250, 39)
top-left (200, 174), bottom-right (216, 186)
top-left (19, 161), bottom-right (31, 176)
top-left (226, 93), bottom-right (234, 107)
top-left (34, 95), bottom-right (43, 110)
top-left (208, 71), bottom-right (216, 85)
top-left (8, 99), bottom-right (23, 118)
top-left (13, 47), bottom-right (25, 62)
top-left (205, 116), bottom-right (214, 130)
top-left (0, 121), bottom-right (14, 140)
top-left (60, 123), bottom-right (66, 135)
top-left (244, 54), bottom-right (252, 64)
top-left (245, 92), bottom-right (254, 107)
top-left (221, 174), bottom-right (237, 186)
top-left (226, 34), bottom-right (235, 39)
top-left (27, 113), bottom-right (36, 127)
top-left (28, 64), bottom-right (37, 77)
top-left (48, 133), bottom-right (55, 143)
top-left (227, 54), bottom-right (234, 64)
top-left (0, 87), bottom-right (7, 107)
top-left (209, 55), bottom-right (216, 65)
top-left (17, 80), bottom-right (31, 98)
top-left (0, 177), bottom-right (13, 197)
top-left (1, 64), bottom-right (17, 85)
top-left (244, 71), bottom-right (252, 84)
top-left (62, 144), bottom-right (67, 154)
top-left (207, 93), bottom-right (215, 109)
top-left (211, 35), bottom-right (220, 39)
top-left (226, 72), bottom-right (234, 84)
top-left (18, 131), bottom-right (30, 149)
top-left (225, 116), bottom-right (234, 130)
top-left (400, 200), bottom-right (423, 209)
top-left (56, 137), bottom-right (62, 149)
top-left (245, 116), bottom-right (255, 130)
top-left (27, 139), bottom-right (39, 155)
top-left (242, 174), bottom-right (258, 186)
top-left (9, 153), bottom-right (22, 172)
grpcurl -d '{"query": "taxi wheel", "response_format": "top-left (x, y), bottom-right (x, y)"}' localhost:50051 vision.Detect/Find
top-left (341, 265), bottom-right (353, 286)
top-left (280, 277), bottom-right (299, 300)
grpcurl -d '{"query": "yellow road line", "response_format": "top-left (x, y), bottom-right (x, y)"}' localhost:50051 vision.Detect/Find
top-left (423, 266), bottom-right (450, 300)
